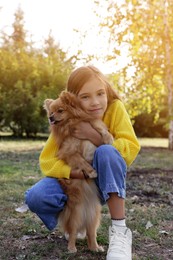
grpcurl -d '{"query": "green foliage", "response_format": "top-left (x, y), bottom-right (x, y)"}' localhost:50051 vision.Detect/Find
top-left (133, 93), bottom-right (169, 137)
top-left (95, 0), bottom-right (173, 146)
top-left (134, 112), bottom-right (168, 138)
top-left (0, 7), bottom-right (75, 137)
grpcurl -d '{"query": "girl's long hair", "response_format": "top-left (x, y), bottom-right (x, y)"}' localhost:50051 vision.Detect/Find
top-left (66, 65), bottom-right (121, 105)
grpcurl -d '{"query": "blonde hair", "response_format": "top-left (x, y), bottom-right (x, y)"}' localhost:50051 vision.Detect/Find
top-left (66, 65), bottom-right (120, 105)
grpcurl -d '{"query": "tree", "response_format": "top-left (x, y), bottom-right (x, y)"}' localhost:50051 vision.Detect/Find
top-left (95, 0), bottom-right (173, 149)
top-left (163, 0), bottom-right (173, 149)
top-left (0, 8), bottom-right (75, 137)
top-left (42, 31), bottom-right (73, 98)
top-left (11, 6), bottom-right (28, 51)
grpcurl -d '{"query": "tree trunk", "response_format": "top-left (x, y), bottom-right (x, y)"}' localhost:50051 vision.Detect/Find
top-left (169, 120), bottom-right (173, 149)
top-left (163, 0), bottom-right (173, 150)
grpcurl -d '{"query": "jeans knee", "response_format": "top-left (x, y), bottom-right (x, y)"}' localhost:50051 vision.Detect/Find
top-left (94, 144), bottom-right (127, 173)
top-left (96, 144), bottom-right (112, 154)
top-left (25, 178), bottom-right (68, 215)
top-left (25, 188), bottom-right (42, 212)
top-left (95, 144), bottom-right (117, 161)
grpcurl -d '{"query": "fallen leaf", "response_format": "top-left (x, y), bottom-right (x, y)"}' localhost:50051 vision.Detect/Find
top-left (159, 230), bottom-right (169, 235)
top-left (146, 221), bottom-right (153, 229)
top-left (15, 204), bottom-right (29, 213)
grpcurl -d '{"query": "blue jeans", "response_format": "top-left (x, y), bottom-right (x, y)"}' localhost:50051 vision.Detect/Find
top-left (25, 145), bottom-right (127, 230)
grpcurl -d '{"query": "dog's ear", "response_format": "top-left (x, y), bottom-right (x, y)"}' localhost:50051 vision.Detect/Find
top-left (59, 91), bottom-right (79, 108)
top-left (43, 99), bottom-right (54, 112)
top-left (59, 91), bottom-right (90, 119)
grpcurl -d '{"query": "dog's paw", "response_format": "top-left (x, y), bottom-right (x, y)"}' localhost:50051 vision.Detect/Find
top-left (102, 132), bottom-right (114, 144)
top-left (89, 245), bottom-right (104, 252)
top-left (96, 245), bottom-right (104, 252)
top-left (68, 246), bottom-right (77, 253)
top-left (88, 170), bottom-right (97, 178)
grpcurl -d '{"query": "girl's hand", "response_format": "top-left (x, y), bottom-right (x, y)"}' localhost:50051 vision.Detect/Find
top-left (71, 121), bottom-right (103, 146)
top-left (71, 122), bottom-right (93, 139)
top-left (70, 169), bottom-right (86, 179)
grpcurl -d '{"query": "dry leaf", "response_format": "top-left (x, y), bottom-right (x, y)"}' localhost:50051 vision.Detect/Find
top-left (15, 204), bottom-right (29, 213)
top-left (146, 221), bottom-right (153, 229)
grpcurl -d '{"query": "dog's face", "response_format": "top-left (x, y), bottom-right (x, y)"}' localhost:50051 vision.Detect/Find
top-left (44, 91), bottom-right (83, 125)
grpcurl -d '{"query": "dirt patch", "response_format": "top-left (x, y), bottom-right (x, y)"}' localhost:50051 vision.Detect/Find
top-left (126, 153), bottom-right (173, 260)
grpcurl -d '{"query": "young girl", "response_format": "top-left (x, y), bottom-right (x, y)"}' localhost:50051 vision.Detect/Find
top-left (25, 65), bottom-right (140, 260)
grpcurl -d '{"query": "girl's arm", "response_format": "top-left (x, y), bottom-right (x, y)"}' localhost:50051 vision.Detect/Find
top-left (39, 134), bottom-right (85, 179)
top-left (104, 100), bottom-right (141, 166)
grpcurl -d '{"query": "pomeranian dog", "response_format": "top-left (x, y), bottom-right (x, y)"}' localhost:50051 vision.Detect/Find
top-left (44, 91), bottom-right (113, 253)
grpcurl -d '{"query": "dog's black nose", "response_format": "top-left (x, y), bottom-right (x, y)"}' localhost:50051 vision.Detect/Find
top-left (49, 115), bottom-right (55, 123)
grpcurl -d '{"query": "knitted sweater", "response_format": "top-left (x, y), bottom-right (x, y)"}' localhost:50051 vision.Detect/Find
top-left (39, 99), bottom-right (140, 179)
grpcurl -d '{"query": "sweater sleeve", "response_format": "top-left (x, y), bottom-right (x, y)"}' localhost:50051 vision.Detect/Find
top-left (39, 133), bottom-right (71, 178)
top-left (103, 100), bottom-right (140, 166)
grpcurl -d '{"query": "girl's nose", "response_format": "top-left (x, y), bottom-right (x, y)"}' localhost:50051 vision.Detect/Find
top-left (90, 97), bottom-right (99, 106)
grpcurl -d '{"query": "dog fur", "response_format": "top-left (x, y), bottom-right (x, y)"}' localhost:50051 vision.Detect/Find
top-left (44, 91), bottom-right (113, 253)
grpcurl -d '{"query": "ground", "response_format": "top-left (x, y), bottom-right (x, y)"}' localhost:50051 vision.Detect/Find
top-left (0, 141), bottom-right (173, 260)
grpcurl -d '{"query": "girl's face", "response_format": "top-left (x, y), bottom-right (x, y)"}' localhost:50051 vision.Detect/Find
top-left (77, 77), bottom-right (108, 119)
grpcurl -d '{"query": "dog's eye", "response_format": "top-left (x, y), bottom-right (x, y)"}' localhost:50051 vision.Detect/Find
top-left (57, 108), bottom-right (64, 113)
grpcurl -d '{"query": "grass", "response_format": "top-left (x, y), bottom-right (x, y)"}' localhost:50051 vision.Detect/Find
top-left (0, 137), bottom-right (173, 259)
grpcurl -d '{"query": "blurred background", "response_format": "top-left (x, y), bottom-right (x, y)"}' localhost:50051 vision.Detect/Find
top-left (0, 0), bottom-right (173, 149)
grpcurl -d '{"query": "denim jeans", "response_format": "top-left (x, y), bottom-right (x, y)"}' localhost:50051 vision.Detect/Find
top-left (25, 145), bottom-right (127, 230)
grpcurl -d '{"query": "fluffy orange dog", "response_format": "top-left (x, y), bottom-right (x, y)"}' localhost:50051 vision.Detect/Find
top-left (44, 91), bottom-right (113, 253)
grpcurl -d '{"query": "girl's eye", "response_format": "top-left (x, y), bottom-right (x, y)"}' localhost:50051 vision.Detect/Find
top-left (81, 96), bottom-right (89, 100)
top-left (98, 91), bottom-right (105, 96)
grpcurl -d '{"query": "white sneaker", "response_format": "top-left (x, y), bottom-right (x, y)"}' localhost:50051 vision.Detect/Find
top-left (64, 230), bottom-right (86, 241)
top-left (106, 225), bottom-right (132, 260)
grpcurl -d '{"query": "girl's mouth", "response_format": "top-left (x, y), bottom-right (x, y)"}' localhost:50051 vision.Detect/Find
top-left (88, 108), bottom-right (104, 118)
top-left (89, 108), bottom-right (102, 112)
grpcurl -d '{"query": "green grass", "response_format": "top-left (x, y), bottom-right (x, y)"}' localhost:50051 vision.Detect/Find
top-left (0, 137), bottom-right (173, 260)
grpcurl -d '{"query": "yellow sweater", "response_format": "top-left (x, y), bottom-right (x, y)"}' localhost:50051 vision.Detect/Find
top-left (39, 99), bottom-right (140, 179)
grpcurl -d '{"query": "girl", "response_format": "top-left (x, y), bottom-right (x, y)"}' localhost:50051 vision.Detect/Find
top-left (25, 65), bottom-right (140, 260)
